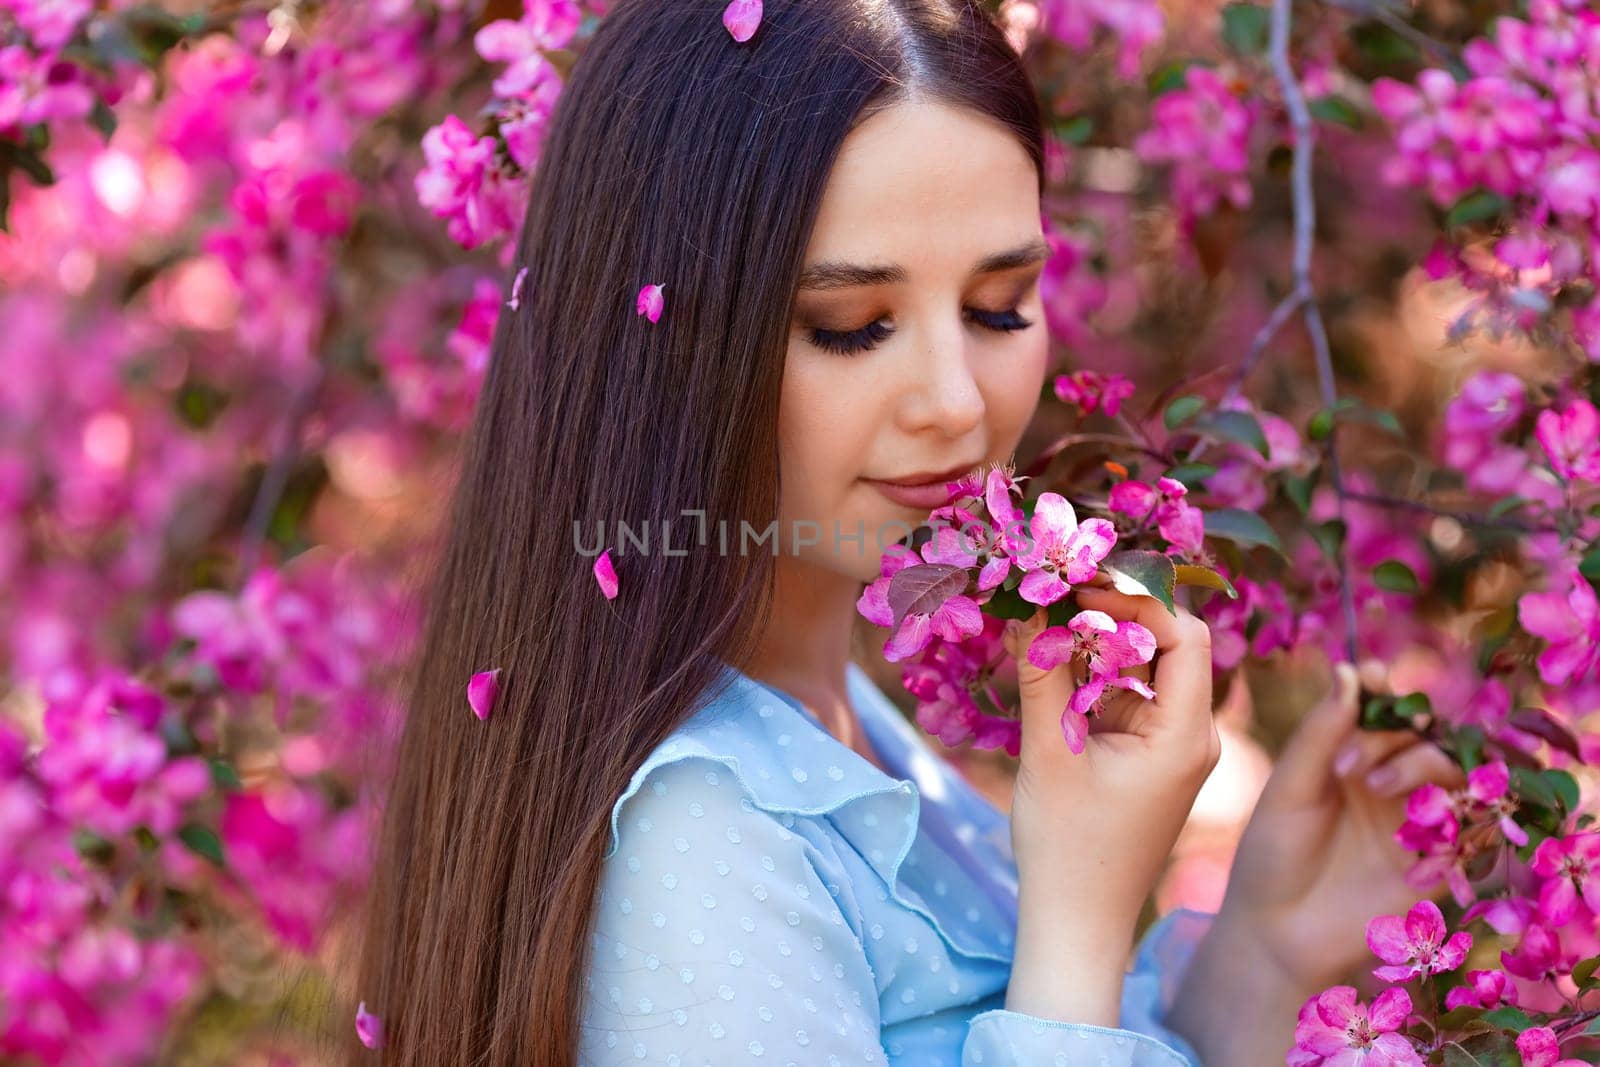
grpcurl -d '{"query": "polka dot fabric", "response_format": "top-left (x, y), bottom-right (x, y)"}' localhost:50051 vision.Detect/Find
top-left (577, 662), bottom-right (1213, 1066)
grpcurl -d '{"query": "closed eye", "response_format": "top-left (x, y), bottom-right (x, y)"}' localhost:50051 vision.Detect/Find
top-left (806, 307), bottom-right (1035, 357)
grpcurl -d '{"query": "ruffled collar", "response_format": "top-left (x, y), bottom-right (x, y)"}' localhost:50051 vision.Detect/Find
top-left (605, 660), bottom-right (1019, 963)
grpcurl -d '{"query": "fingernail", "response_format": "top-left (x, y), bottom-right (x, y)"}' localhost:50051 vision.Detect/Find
top-left (1366, 765), bottom-right (1398, 793)
top-left (1334, 744), bottom-right (1361, 777)
top-left (1335, 663), bottom-right (1358, 700)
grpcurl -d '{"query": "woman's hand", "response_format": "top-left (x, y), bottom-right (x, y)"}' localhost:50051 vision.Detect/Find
top-left (1000, 585), bottom-right (1220, 1027)
top-left (1166, 663), bottom-right (1468, 1063)
top-left (1220, 662), bottom-right (1467, 991)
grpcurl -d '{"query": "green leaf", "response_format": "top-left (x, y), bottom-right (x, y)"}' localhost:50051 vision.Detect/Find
top-left (209, 758), bottom-right (241, 791)
top-left (1203, 508), bottom-right (1284, 552)
top-left (1394, 692), bottom-right (1433, 722)
top-left (1164, 463), bottom-right (1218, 486)
top-left (1445, 190), bottom-right (1511, 230)
top-left (1164, 395), bottom-right (1205, 430)
top-left (1054, 114), bottom-right (1094, 145)
top-left (1308, 409), bottom-right (1334, 441)
top-left (1220, 3), bottom-right (1270, 54)
top-left (1541, 768), bottom-right (1580, 813)
top-left (73, 829), bottom-right (116, 864)
top-left (1580, 545), bottom-right (1600, 581)
top-left (178, 824), bottom-right (225, 867)
top-left (1147, 59), bottom-right (1199, 97)
top-left (1489, 495), bottom-right (1529, 519)
top-left (1372, 559), bottom-right (1420, 594)
top-left (1102, 550), bottom-right (1178, 615)
top-left (1310, 518), bottom-right (1347, 560)
top-left (983, 586), bottom-right (1038, 622)
top-left (1480, 1005), bottom-right (1535, 1032)
top-left (1283, 473), bottom-right (1315, 514)
top-left (1192, 409), bottom-right (1270, 458)
top-left (1308, 95), bottom-right (1363, 129)
top-left (1175, 564), bottom-right (1239, 599)
top-left (1572, 953), bottom-right (1600, 989)
top-left (89, 98), bottom-right (118, 141)
top-left (1512, 766), bottom-right (1560, 811)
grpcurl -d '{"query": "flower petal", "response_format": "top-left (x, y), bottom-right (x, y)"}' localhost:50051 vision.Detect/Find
top-left (594, 549), bottom-right (620, 599)
top-left (467, 668), bottom-right (502, 721)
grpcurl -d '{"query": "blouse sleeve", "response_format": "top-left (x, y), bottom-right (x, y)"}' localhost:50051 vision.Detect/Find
top-left (579, 753), bottom-right (1214, 1067)
top-left (962, 907), bottom-right (1215, 1066)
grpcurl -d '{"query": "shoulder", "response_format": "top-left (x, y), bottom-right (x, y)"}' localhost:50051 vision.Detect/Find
top-left (601, 664), bottom-right (905, 863)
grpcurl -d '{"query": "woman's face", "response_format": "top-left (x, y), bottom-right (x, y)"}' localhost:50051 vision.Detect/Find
top-left (778, 96), bottom-right (1050, 584)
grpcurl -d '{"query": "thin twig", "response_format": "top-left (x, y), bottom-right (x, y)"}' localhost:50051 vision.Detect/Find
top-left (236, 365), bottom-right (325, 589)
top-left (1267, 0), bottom-right (1361, 664)
top-left (1341, 488), bottom-right (1562, 535)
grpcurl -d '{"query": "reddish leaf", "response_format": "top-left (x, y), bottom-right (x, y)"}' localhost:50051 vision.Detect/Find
top-left (886, 563), bottom-right (969, 633)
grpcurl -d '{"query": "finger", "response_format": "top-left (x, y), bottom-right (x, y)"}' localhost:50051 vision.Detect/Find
top-left (1005, 609), bottom-right (1081, 755)
top-left (1334, 727), bottom-right (1424, 783)
top-left (1362, 741), bottom-right (1468, 800)
top-left (1260, 662), bottom-right (1359, 807)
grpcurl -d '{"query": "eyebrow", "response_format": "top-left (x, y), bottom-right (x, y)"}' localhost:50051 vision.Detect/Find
top-left (796, 237), bottom-right (1051, 292)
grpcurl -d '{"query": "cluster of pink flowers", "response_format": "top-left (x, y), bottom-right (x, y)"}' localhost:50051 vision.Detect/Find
top-left (858, 467), bottom-right (1166, 752)
top-left (1133, 66), bottom-right (1257, 232)
top-left (1372, 0), bottom-right (1600, 357)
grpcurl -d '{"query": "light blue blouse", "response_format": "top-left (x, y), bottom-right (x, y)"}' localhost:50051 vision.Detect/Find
top-left (578, 660), bottom-right (1215, 1066)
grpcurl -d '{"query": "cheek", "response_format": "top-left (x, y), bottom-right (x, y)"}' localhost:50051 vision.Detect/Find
top-left (982, 333), bottom-right (1049, 444)
top-left (776, 354), bottom-right (875, 518)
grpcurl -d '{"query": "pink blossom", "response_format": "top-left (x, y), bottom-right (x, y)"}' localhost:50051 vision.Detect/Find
top-left (1036, 0), bottom-right (1164, 81)
top-left (1501, 923), bottom-right (1574, 984)
top-left (883, 590), bottom-right (984, 664)
top-left (1108, 476), bottom-right (1205, 557)
top-left (722, 0), bottom-right (762, 42)
top-left (594, 548), bottom-right (619, 599)
top-left (1516, 1026), bottom-right (1586, 1067)
top-left (1133, 67), bottom-right (1255, 229)
top-left (1288, 985), bottom-right (1420, 1067)
top-left (636, 283), bottom-right (665, 323)
top-left (1053, 370), bottom-right (1136, 417)
top-left (507, 266), bottom-right (529, 311)
top-left (1535, 400), bottom-right (1600, 482)
top-left (1013, 492), bottom-right (1117, 606)
top-left (1364, 899), bottom-right (1471, 983)
top-left (356, 1000), bottom-right (386, 1049)
top-left (474, 0), bottom-right (581, 99)
top-left (1529, 833), bottom-right (1600, 925)
top-left (415, 114), bottom-right (525, 249)
top-left (1518, 569), bottom-right (1600, 687)
top-left (1024, 610), bottom-right (1157, 753)
top-left (1443, 968), bottom-right (1518, 1011)
top-left (468, 668), bottom-right (502, 721)
top-left (0, 47), bottom-right (95, 128)
top-left (900, 617), bottom-right (1020, 757)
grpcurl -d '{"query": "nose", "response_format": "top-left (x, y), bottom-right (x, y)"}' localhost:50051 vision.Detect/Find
top-left (895, 313), bottom-right (986, 438)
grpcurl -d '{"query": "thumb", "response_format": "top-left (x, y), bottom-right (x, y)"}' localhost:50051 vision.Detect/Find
top-left (1262, 662), bottom-right (1360, 807)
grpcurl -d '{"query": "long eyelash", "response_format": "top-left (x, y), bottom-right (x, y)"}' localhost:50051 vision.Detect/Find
top-left (807, 307), bottom-right (1033, 356)
top-left (808, 320), bottom-right (893, 356)
top-left (966, 307), bottom-right (1033, 333)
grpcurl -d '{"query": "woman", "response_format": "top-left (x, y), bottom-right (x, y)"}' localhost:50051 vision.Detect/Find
top-left (349, 0), bottom-right (1467, 1063)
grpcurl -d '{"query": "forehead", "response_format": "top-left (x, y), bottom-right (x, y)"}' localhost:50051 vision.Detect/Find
top-left (803, 97), bottom-right (1041, 269)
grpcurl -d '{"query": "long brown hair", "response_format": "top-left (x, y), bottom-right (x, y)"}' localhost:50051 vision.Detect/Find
top-left (346, 0), bottom-right (1044, 1062)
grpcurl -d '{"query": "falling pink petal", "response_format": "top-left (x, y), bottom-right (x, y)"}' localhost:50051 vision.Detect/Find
top-left (467, 668), bottom-right (501, 721)
top-left (506, 266), bottom-right (528, 310)
top-left (722, 0), bottom-right (761, 42)
top-left (636, 283), bottom-right (665, 323)
top-left (594, 549), bottom-right (619, 599)
top-left (356, 1001), bottom-right (386, 1049)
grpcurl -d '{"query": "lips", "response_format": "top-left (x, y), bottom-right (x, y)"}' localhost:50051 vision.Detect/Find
top-left (863, 462), bottom-right (981, 511)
